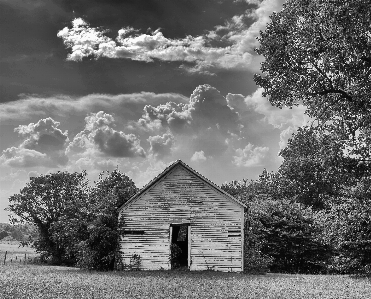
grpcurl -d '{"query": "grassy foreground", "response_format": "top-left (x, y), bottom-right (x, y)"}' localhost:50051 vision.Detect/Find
top-left (0, 264), bottom-right (370, 299)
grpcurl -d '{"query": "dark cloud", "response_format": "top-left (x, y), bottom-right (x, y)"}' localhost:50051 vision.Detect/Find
top-left (0, 0), bottom-right (258, 103)
top-left (56, 0), bottom-right (252, 38)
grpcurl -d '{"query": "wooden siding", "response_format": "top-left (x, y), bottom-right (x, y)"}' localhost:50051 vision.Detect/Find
top-left (119, 164), bottom-right (244, 272)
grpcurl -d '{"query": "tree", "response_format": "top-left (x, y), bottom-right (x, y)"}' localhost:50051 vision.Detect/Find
top-left (76, 170), bottom-right (138, 270)
top-left (223, 178), bottom-right (332, 274)
top-left (7, 171), bottom-right (89, 264)
top-left (278, 126), bottom-right (369, 209)
top-left (257, 199), bottom-right (332, 274)
top-left (255, 0), bottom-right (371, 162)
top-left (315, 177), bottom-right (371, 275)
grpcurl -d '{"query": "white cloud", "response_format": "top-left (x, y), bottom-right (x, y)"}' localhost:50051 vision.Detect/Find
top-left (1, 147), bottom-right (54, 168)
top-left (0, 92), bottom-right (188, 122)
top-left (233, 143), bottom-right (269, 167)
top-left (228, 88), bottom-right (311, 129)
top-left (57, 1), bottom-right (285, 73)
top-left (191, 150), bottom-right (207, 162)
top-left (0, 118), bottom-right (69, 168)
top-left (148, 133), bottom-right (174, 159)
top-left (67, 111), bottom-right (145, 158)
top-left (279, 126), bottom-right (296, 150)
top-left (138, 84), bottom-right (241, 157)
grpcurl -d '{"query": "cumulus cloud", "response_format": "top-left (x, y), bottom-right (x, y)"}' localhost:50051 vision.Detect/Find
top-left (57, 1), bottom-right (285, 73)
top-left (139, 84), bottom-right (240, 134)
top-left (67, 111), bottom-right (145, 158)
top-left (190, 150), bottom-right (207, 162)
top-left (148, 133), bottom-right (174, 159)
top-left (138, 84), bottom-right (241, 157)
top-left (0, 118), bottom-right (69, 168)
top-left (233, 143), bottom-right (269, 167)
top-left (15, 118), bottom-right (69, 153)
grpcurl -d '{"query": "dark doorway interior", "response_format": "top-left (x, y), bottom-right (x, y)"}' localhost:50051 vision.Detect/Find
top-left (170, 224), bottom-right (188, 269)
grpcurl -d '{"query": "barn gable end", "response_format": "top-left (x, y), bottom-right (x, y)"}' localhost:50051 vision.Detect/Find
top-left (118, 160), bottom-right (245, 272)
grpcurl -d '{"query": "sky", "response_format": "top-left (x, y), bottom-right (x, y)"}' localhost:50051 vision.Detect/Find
top-left (0, 0), bottom-right (310, 222)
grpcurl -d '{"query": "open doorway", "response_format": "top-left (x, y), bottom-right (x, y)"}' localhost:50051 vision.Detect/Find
top-left (170, 224), bottom-right (189, 269)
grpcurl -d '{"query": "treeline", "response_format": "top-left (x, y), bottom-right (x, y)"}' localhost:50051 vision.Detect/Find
top-left (0, 223), bottom-right (37, 242)
top-left (222, 127), bottom-right (371, 275)
top-left (7, 170), bottom-right (138, 270)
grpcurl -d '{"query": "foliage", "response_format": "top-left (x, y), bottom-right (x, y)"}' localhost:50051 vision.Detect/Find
top-left (170, 243), bottom-right (183, 269)
top-left (315, 177), bottom-right (371, 275)
top-left (255, 0), bottom-right (371, 162)
top-left (76, 170), bottom-right (138, 271)
top-left (258, 199), bottom-right (332, 273)
top-left (6, 169), bottom-right (137, 270)
top-left (7, 171), bottom-right (89, 265)
top-left (243, 197), bottom-right (273, 273)
top-left (278, 126), bottom-right (369, 209)
top-left (0, 223), bottom-right (38, 242)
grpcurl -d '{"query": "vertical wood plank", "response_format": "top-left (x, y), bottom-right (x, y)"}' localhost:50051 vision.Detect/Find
top-left (188, 225), bottom-right (191, 268)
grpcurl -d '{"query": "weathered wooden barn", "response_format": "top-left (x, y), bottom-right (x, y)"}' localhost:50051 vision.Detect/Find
top-left (118, 160), bottom-right (246, 272)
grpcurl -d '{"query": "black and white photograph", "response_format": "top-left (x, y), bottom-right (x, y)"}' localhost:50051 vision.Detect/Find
top-left (0, 0), bottom-right (370, 298)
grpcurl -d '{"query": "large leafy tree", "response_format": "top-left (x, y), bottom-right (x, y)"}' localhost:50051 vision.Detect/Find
top-left (255, 0), bottom-right (371, 161)
top-left (7, 171), bottom-right (89, 264)
top-left (76, 169), bottom-right (138, 270)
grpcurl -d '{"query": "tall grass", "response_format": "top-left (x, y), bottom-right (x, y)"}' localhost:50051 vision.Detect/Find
top-left (0, 263), bottom-right (370, 299)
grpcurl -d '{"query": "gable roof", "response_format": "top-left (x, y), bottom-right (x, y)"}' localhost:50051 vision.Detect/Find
top-left (118, 160), bottom-right (246, 212)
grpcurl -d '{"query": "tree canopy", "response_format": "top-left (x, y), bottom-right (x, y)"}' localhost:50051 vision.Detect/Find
top-left (255, 0), bottom-right (371, 161)
top-left (7, 171), bottom-right (89, 264)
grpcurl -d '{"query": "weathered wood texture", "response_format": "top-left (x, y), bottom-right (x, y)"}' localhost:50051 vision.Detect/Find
top-left (119, 162), bottom-right (244, 272)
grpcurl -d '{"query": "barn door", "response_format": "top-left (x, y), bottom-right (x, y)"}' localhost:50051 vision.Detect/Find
top-left (170, 224), bottom-right (190, 269)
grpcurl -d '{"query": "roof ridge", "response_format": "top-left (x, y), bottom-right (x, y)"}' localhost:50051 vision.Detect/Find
top-left (118, 159), bottom-right (246, 212)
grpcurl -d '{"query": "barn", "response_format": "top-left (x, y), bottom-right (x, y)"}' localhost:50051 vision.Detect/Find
top-left (118, 160), bottom-right (246, 272)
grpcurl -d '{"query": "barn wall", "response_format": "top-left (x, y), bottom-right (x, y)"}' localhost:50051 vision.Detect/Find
top-left (119, 164), bottom-right (244, 272)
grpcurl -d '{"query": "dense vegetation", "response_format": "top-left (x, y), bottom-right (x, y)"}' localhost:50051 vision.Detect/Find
top-left (221, 0), bottom-right (371, 275)
top-left (6, 170), bottom-right (137, 270)
top-left (0, 223), bottom-right (37, 242)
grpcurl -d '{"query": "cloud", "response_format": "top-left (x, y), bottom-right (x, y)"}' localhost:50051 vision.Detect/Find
top-left (57, 1), bottom-right (285, 73)
top-left (279, 126), bottom-right (296, 150)
top-left (139, 84), bottom-right (240, 134)
top-left (148, 133), bottom-right (174, 159)
top-left (190, 150), bottom-right (207, 162)
top-left (1, 147), bottom-right (51, 168)
top-left (67, 111), bottom-right (145, 158)
top-left (138, 84), bottom-right (241, 157)
top-left (0, 92), bottom-right (188, 122)
top-left (0, 118), bottom-right (69, 168)
top-left (228, 88), bottom-right (311, 129)
top-left (15, 118), bottom-right (69, 153)
top-left (233, 143), bottom-right (269, 167)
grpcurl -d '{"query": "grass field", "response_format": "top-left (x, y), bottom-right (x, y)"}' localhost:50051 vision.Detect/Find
top-left (0, 241), bottom-right (38, 265)
top-left (0, 264), bottom-right (370, 299)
